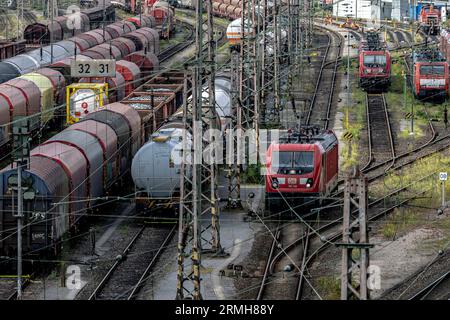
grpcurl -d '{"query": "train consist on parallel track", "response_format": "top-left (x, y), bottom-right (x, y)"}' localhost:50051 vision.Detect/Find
top-left (23, 1), bottom-right (116, 44)
top-left (0, 103), bottom-right (142, 262)
top-left (131, 74), bottom-right (231, 211)
top-left (0, 16), bottom-right (161, 152)
top-left (111, 0), bottom-right (175, 38)
top-left (0, 0), bottom-right (186, 266)
top-left (0, 69), bottom-right (189, 265)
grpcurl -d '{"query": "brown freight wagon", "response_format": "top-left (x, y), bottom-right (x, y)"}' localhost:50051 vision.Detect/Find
top-left (121, 82), bottom-right (183, 140)
top-left (0, 40), bottom-right (26, 60)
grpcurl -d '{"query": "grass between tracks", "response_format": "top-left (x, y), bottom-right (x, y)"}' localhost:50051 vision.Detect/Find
top-left (316, 276), bottom-right (340, 300)
top-left (369, 151), bottom-right (450, 240)
top-left (340, 59), bottom-right (365, 169)
top-left (342, 44), bottom-right (448, 168)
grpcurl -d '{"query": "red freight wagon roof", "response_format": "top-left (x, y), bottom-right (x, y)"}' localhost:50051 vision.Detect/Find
top-left (31, 141), bottom-right (88, 192)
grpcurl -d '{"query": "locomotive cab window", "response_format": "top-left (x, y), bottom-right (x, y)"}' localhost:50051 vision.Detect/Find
top-left (272, 151), bottom-right (314, 174)
top-left (363, 55), bottom-right (386, 66)
top-left (420, 65), bottom-right (445, 75)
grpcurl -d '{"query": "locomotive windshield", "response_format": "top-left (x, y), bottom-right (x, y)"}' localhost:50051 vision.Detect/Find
top-left (363, 54), bottom-right (386, 66)
top-left (272, 151), bottom-right (314, 174)
top-left (420, 65), bottom-right (445, 75)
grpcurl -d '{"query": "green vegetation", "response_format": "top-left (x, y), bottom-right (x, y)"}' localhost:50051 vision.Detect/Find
top-left (384, 53), bottom-right (445, 140)
top-left (317, 276), bottom-right (341, 300)
top-left (341, 67), bottom-right (365, 169)
top-left (242, 164), bottom-right (263, 185)
top-left (380, 208), bottom-right (422, 239)
top-left (370, 152), bottom-right (450, 205)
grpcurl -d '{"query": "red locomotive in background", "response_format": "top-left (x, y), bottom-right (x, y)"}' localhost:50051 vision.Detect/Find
top-left (419, 4), bottom-right (441, 35)
top-left (358, 30), bottom-right (391, 91)
top-left (409, 48), bottom-right (448, 100)
top-left (265, 127), bottom-right (339, 209)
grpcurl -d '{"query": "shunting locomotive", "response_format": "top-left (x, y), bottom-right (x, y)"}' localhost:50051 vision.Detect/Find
top-left (419, 4), bottom-right (441, 36)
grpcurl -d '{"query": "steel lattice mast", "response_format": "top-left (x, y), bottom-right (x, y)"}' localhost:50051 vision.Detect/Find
top-left (176, 0), bottom-right (222, 300)
top-left (340, 169), bottom-right (372, 300)
top-left (227, 0), bottom-right (304, 206)
top-left (227, 0), bottom-right (261, 208)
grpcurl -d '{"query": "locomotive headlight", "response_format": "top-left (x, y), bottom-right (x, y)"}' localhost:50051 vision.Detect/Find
top-left (306, 183), bottom-right (311, 188)
top-left (271, 178), bottom-right (279, 189)
top-left (306, 178), bottom-right (313, 188)
top-left (289, 169), bottom-right (296, 175)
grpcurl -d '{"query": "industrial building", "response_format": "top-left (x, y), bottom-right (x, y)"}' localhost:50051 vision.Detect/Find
top-left (333, 0), bottom-right (450, 21)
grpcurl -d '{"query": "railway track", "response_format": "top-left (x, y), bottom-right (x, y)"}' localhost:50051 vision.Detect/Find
top-left (1, 274), bottom-right (32, 300)
top-left (160, 9), bottom-right (227, 65)
top-left (159, 21), bottom-right (195, 62)
top-left (305, 26), bottom-right (342, 129)
top-left (256, 220), bottom-right (313, 301)
top-left (381, 249), bottom-right (450, 300)
top-left (256, 168), bottom-right (434, 300)
top-left (87, 224), bottom-right (176, 300)
top-left (409, 270), bottom-right (450, 300)
top-left (22, 10), bottom-right (36, 25)
top-left (282, 170), bottom-right (437, 300)
top-left (0, 279), bottom-right (18, 300)
top-left (361, 93), bottom-right (395, 172)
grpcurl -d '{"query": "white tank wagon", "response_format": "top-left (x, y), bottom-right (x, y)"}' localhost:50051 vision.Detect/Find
top-left (131, 75), bottom-right (232, 209)
top-left (226, 16), bottom-right (287, 56)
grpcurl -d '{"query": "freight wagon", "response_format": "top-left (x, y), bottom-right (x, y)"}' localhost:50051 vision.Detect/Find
top-left (0, 21), bottom-right (161, 152)
top-left (0, 70), bottom-right (187, 266)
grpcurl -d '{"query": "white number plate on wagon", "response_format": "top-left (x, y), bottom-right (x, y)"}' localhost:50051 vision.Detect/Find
top-left (71, 60), bottom-right (116, 77)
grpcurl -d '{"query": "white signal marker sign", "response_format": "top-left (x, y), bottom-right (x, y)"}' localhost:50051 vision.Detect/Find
top-left (439, 172), bottom-right (448, 181)
top-left (71, 60), bottom-right (116, 77)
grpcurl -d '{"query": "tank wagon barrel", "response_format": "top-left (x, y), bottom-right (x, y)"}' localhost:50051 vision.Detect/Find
top-left (130, 74), bottom-right (232, 211)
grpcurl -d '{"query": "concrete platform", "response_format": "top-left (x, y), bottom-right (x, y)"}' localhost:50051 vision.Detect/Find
top-left (141, 185), bottom-right (265, 300)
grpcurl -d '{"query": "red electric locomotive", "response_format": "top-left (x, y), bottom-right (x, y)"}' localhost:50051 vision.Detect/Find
top-left (265, 127), bottom-right (339, 210)
top-left (419, 4), bottom-right (441, 36)
top-left (359, 30), bottom-right (391, 91)
top-left (410, 48), bottom-right (449, 100)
